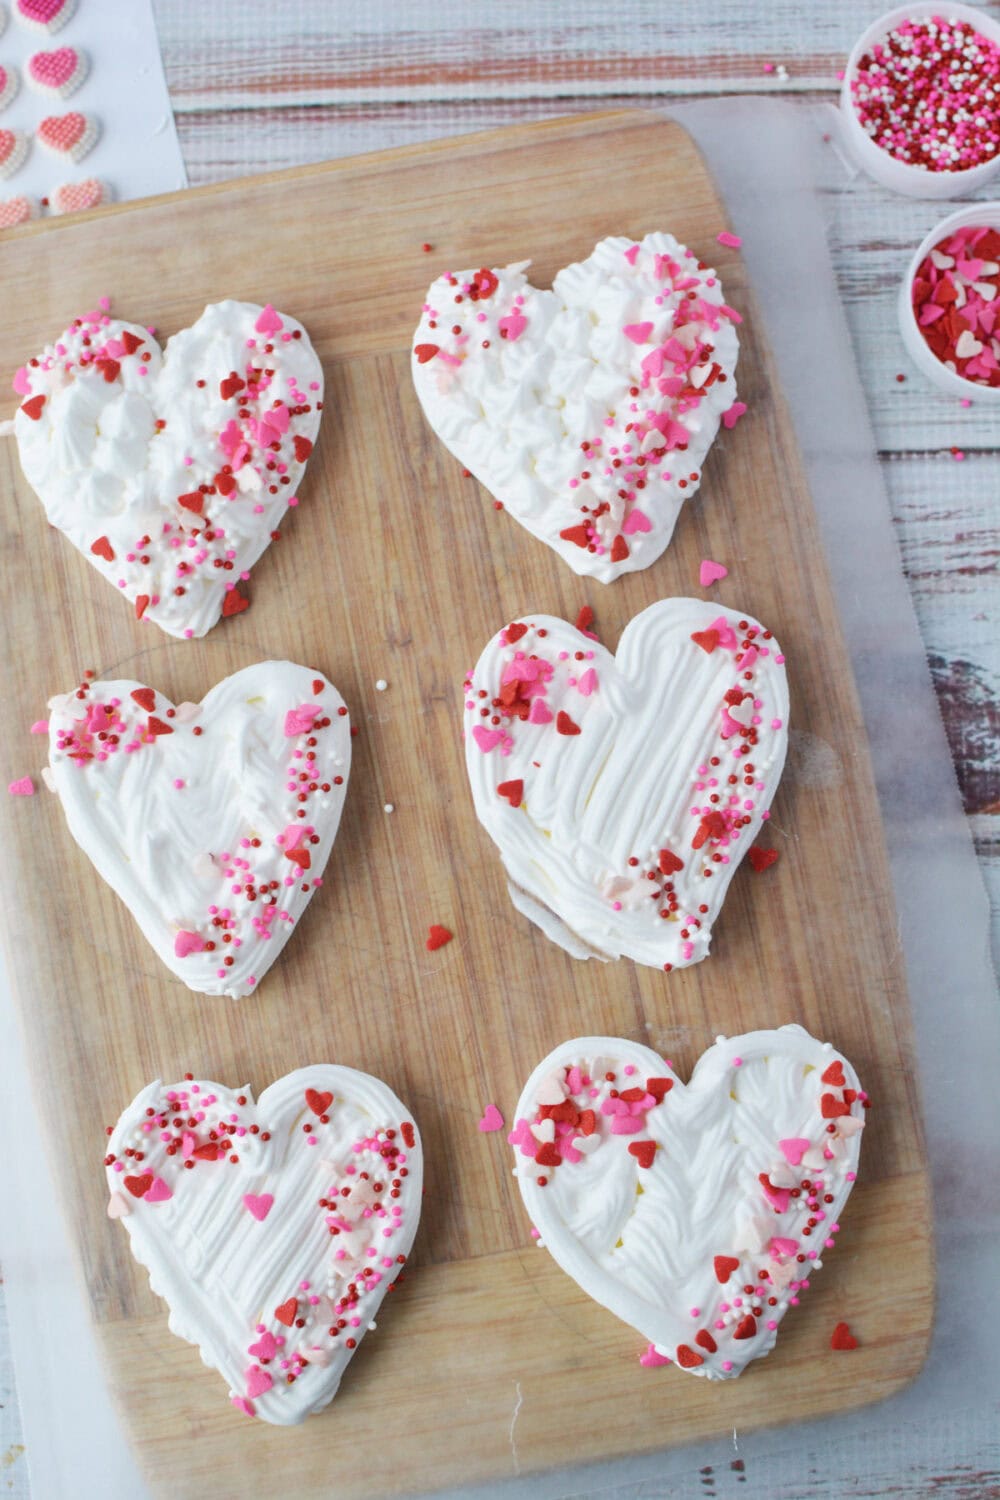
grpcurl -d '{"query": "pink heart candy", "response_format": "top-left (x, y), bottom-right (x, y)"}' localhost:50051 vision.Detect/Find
top-left (27, 46), bottom-right (87, 97)
top-left (699, 558), bottom-right (728, 587)
top-left (244, 1366), bottom-right (273, 1399)
top-left (16, 0), bottom-right (76, 34)
top-left (242, 1193), bottom-right (274, 1222)
top-left (51, 177), bottom-right (106, 214)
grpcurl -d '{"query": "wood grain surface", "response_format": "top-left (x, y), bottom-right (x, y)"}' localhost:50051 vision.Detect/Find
top-left (0, 112), bottom-right (933, 1498)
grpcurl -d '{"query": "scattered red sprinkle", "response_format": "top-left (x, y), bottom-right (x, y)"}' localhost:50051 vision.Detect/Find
top-left (831, 1321), bottom-right (858, 1351)
top-left (426, 924), bottom-right (452, 951)
top-left (748, 845), bottom-right (779, 873)
top-left (222, 587), bottom-right (249, 618)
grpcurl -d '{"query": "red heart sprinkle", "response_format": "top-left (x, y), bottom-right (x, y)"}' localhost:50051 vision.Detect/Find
top-left (658, 848), bottom-right (683, 875)
top-left (293, 435), bottom-right (312, 462)
top-left (305, 1088), bottom-right (332, 1116)
top-left (134, 594), bottom-right (150, 620)
top-left (821, 1061), bottom-right (846, 1087)
top-left (748, 845), bottom-right (779, 873)
top-left (96, 357), bottom-right (119, 383)
top-left (219, 373), bottom-right (245, 400)
top-left (691, 628), bottom-right (719, 654)
top-left (21, 394), bottom-right (46, 421)
top-left (123, 1173), bottom-right (153, 1198)
top-left (577, 1108), bottom-right (596, 1135)
top-left (497, 779), bottom-right (523, 807)
top-left (559, 523), bottom-right (591, 549)
top-left (426, 924), bottom-right (452, 951)
top-left (121, 330), bottom-right (143, 355)
top-left (311, 679), bottom-right (324, 695)
top-left (627, 1140), bottom-right (656, 1168)
top-left (733, 1314), bottom-right (757, 1340)
top-left (535, 1141), bottom-right (561, 1168)
top-left (177, 492), bottom-right (204, 515)
top-left (413, 343), bottom-right (439, 363)
top-left (575, 605), bottom-right (594, 634)
top-left (694, 1328), bottom-right (718, 1353)
top-left (215, 472), bottom-right (236, 497)
top-left (556, 711), bottom-right (581, 736)
top-left (191, 1143), bottom-right (219, 1161)
top-left (675, 1344), bottom-right (704, 1369)
top-left (714, 1255), bottom-right (740, 1283)
top-left (130, 687), bottom-right (155, 711)
top-left (274, 1298), bottom-right (298, 1327)
top-left (147, 716), bottom-right (173, 737)
top-left (821, 1093), bottom-right (849, 1119)
top-left (645, 1077), bottom-right (674, 1101)
top-left (222, 588), bottom-right (249, 617)
top-left (830, 1321), bottom-right (858, 1351)
top-left (90, 535), bottom-right (114, 562)
top-left (505, 622), bottom-right (528, 643)
top-left (610, 534), bottom-right (629, 563)
top-left (284, 846), bottom-right (310, 869)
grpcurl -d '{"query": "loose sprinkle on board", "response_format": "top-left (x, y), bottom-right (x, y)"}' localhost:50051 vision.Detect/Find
top-left (7, 775), bottom-right (34, 795)
top-left (425, 924), bottom-right (453, 952)
top-left (830, 1321), bottom-right (858, 1351)
top-left (478, 1103), bottom-right (504, 1133)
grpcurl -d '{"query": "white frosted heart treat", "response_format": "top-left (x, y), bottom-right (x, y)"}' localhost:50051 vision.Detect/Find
top-left (105, 1066), bottom-right (422, 1423)
top-left (511, 1027), bottom-right (865, 1377)
top-left (412, 233), bottom-right (741, 582)
top-left (46, 661), bottom-right (350, 998)
top-left (463, 600), bottom-right (788, 970)
top-left (11, 299), bottom-right (322, 638)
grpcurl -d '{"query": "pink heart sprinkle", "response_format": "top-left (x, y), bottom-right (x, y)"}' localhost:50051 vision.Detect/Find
top-left (255, 303), bottom-right (283, 334)
top-left (143, 1176), bottom-right (172, 1204)
top-left (231, 1396), bottom-right (256, 1418)
top-left (106, 1192), bottom-right (130, 1219)
top-left (576, 668), bottom-right (598, 697)
top-left (621, 507), bottom-right (651, 535)
top-left (639, 1344), bottom-right (671, 1367)
top-left (245, 1366), bottom-right (273, 1400)
top-left (472, 725), bottom-right (503, 753)
top-left (528, 698), bottom-right (552, 724)
top-left (478, 1103), bottom-right (504, 1133)
top-left (722, 401), bottom-right (747, 430)
top-left (623, 321), bottom-right (653, 343)
top-left (7, 776), bottom-right (34, 796)
top-left (247, 1331), bottom-right (277, 1361)
top-left (173, 929), bottom-right (205, 959)
top-left (699, 558), bottom-right (728, 587)
top-left (779, 1137), bottom-right (811, 1166)
top-left (243, 1193), bottom-right (274, 1222)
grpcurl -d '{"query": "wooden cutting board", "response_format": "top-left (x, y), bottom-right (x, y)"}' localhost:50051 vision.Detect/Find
top-left (0, 112), bottom-right (932, 1499)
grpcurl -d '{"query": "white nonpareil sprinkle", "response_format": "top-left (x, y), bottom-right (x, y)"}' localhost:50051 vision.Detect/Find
top-left (384, 803), bottom-right (395, 813)
top-left (375, 679), bottom-right (388, 692)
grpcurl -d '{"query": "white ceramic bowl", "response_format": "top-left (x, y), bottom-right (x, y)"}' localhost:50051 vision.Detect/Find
top-left (841, 3), bottom-right (1000, 198)
top-left (898, 203), bottom-right (1000, 399)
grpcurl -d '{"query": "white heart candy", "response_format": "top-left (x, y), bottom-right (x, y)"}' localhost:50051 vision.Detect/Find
top-left (46, 661), bottom-right (350, 998)
top-left (11, 299), bottom-right (322, 638)
top-left (106, 1066), bottom-right (422, 1424)
top-left (510, 1027), bottom-right (864, 1377)
top-left (463, 599), bottom-right (788, 969)
top-left (412, 233), bottom-right (741, 582)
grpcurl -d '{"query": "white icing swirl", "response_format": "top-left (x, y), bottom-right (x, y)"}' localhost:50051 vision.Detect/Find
top-left (47, 661), bottom-right (350, 998)
top-left (511, 1026), bottom-right (864, 1378)
top-left (463, 599), bottom-right (788, 969)
top-left (105, 1066), bottom-right (422, 1424)
top-left (412, 234), bottom-right (740, 582)
top-left (12, 299), bottom-right (323, 638)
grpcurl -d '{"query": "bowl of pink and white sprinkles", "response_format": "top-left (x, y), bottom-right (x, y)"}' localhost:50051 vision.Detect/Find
top-left (841, 4), bottom-right (1000, 197)
top-left (899, 203), bottom-right (1000, 398)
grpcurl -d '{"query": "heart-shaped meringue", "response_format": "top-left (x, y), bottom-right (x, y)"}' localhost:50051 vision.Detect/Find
top-left (105, 1066), bottom-right (422, 1423)
top-left (0, 192), bottom-right (36, 227)
top-left (36, 109), bottom-right (98, 161)
top-left (0, 61), bottom-right (20, 114)
top-left (510, 1026), bottom-right (864, 1377)
top-left (0, 126), bottom-right (28, 178)
top-left (45, 661), bottom-right (351, 998)
top-left (412, 233), bottom-right (741, 581)
top-left (26, 45), bottom-right (88, 97)
top-left (463, 599), bottom-right (787, 970)
top-left (49, 174), bottom-right (106, 213)
top-left (11, 299), bottom-right (323, 637)
top-left (14, 0), bottom-right (76, 35)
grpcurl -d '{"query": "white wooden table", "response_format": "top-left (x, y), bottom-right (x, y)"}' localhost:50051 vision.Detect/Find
top-left (2, 3), bottom-right (998, 1493)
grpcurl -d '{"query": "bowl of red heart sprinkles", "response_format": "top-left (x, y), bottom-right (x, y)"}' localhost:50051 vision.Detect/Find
top-left (899, 205), bottom-right (1000, 397)
top-left (841, 3), bottom-right (1000, 197)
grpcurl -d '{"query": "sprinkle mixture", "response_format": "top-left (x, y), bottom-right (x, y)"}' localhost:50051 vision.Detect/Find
top-left (510, 1044), bottom-right (867, 1376)
top-left (463, 607), bottom-right (786, 969)
top-left (412, 234), bottom-right (743, 579)
top-left (105, 1074), bottom-right (417, 1420)
top-left (47, 664), bottom-right (349, 998)
top-left (850, 16), bottom-right (1000, 171)
top-left (911, 223), bottom-right (1000, 386)
top-left (13, 298), bottom-right (321, 638)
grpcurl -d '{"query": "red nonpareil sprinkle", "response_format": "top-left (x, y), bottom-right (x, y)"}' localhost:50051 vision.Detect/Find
top-left (747, 845), bottom-right (779, 873)
top-left (851, 19), bottom-right (1000, 173)
top-left (426, 924), bottom-right (452, 951)
top-left (831, 1321), bottom-right (858, 1351)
